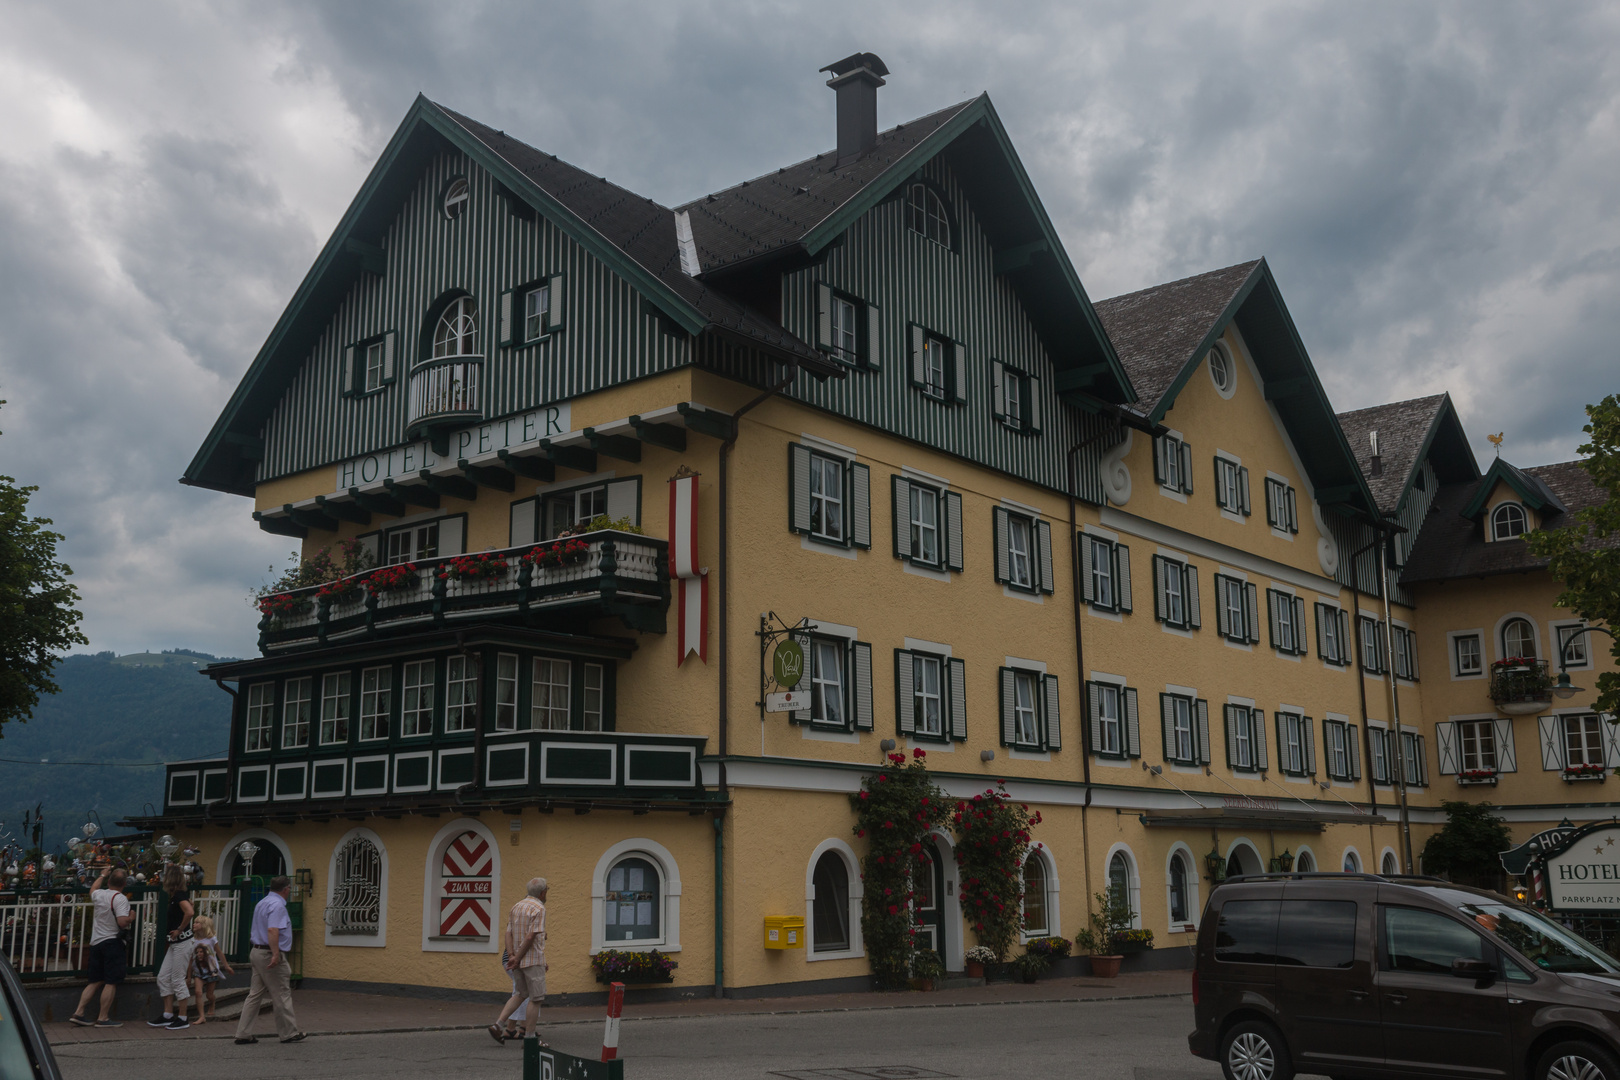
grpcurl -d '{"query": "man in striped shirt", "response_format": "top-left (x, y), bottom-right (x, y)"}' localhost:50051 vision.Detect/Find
top-left (490, 878), bottom-right (548, 1044)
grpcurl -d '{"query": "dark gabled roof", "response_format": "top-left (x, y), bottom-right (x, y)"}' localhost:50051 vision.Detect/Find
top-left (1460, 456), bottom-right (1568, 520)
top-left (184, 95), bottom-right (840, 497)
top-left (677, 94), bottom-right (1135, 403)
top-left (1336, 393), bottom-right (1480, 515)
top-left (1093, 258), bottom-right (1379, 520)
top-left (1401, 459), bottom-right (1613, 584)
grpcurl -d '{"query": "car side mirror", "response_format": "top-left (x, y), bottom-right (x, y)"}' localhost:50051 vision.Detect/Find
top-left (1452, 957), bottom-right (1496, 988)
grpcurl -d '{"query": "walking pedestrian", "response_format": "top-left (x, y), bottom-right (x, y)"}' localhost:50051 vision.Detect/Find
top-left (489, 877), bottom-right (548, 1045)
top-left (186, 914), bottom-right (234, 1024)
top-left (496, 949), bottom-right (528, 1041)
top-left (149, 864), bottom-right (195, 1029)
top-left (233, 876), bottom-right (304, 1045)
top-left (67, 866), bottom-right (132, 1028)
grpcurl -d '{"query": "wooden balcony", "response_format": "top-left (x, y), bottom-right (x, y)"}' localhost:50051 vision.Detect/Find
top-left (258, 531), bottom-right (668, 651)
top-left (406, 356), bottom-right (482, 438)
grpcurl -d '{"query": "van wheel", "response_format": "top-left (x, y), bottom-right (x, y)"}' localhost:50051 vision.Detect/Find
top-left (1538, 1041), bottom-right (1620, 1080)
top-left (1219, 1020), bottom-right (1293, 1080)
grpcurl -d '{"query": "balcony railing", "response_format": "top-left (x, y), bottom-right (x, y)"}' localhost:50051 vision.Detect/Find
top-left (1489, 659), bottom-right (1553, 716)
top-left (258, 531), bottom-right (668, 650)
top-left (407, 356), bottom-right (482, 435)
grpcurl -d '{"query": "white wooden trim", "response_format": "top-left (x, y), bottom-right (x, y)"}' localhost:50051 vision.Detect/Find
top-left (804, 837), bottom-right (864, 962)
top-left (591, 838), bottom-right (682, 955)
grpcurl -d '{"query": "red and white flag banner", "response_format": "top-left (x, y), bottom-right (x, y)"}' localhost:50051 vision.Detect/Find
top-left (668, 471), bottom-right (708, 665)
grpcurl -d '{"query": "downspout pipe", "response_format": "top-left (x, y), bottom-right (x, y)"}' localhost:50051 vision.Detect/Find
top-left (1347, 534), bottom-right (1382, 856)
top-left (1375, 536), bottom-right (1416, 873)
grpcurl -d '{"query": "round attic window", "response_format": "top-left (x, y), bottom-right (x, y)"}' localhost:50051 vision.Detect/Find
top-left (1208, 345), bottom-right (1234, 395)
top-left (442, 177), bottom-right (469, 220)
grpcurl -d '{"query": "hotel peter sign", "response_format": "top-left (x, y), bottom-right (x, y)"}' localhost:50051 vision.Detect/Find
top-left (1545, 823), bottom-right (1620, 910)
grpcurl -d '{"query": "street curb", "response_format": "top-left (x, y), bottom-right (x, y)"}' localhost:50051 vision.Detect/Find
top-left (49, 991), bottom-right (1193, 1046)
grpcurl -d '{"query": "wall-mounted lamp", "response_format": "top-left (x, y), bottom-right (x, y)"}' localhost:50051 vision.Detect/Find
top-left (980, 750), bottom-right (995, 762)
top-left (880, 739), bottom-right (897, 752)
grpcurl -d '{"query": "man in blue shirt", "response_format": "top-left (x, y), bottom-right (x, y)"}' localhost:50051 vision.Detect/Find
top-left (234, 876), bottom-right (304, 1044)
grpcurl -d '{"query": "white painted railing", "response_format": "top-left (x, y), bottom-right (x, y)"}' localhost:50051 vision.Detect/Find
top-left (0, 890), bottom-right (241, 976)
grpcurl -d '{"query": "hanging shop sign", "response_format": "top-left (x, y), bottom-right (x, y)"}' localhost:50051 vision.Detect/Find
top-left (773, 640), bottom-right (805, 690)
top-left (1500, 818), bottom-right (1579, 876)
top-left (1539, 821), bottom-right (1620, 910)
top-left (765, 691), bottom-right (811, 714)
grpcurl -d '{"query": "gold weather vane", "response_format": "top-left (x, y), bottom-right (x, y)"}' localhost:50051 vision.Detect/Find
top-left (1487, 432), bottom-right (1504, 457)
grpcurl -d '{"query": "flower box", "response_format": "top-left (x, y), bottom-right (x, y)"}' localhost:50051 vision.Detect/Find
top-left (316, 577), bottom-right (363, 604)
top-left (257, 594), bottom-right (312, 620)
top-left (590, 948), bottom-right (677, 985)
top-left (1456, 770), bottom-right (1498, 787)
top-left (441, 553), bottom-right (510, 584)
top-left (1562, 766), bottom-right (1608, 783)
top-left (595, 971), bottom-right (673, 985)
top-left (366, 563), bottom-right (421, 597)
top-left (522, 539), bottom-right (591, 571)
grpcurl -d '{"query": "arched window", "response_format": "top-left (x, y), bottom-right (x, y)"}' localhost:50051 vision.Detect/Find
top-left (1108, 851), bottom-right (1136, 921)
top-left (1381, 851), bottom-right (1400, 876)
top-left (1295, 850), bottom-right (1316, 873)
top-left (433, 297), bottom-right (479, 358)
top-left (1343, 849), bottom-right (1362, 873)
top-left (907, 183), bottom-right (951, 247)
top-left (436, 829), bottom-right (494, 939)
top-left (1168, 853), bottom-right (1190, 924)
top-left (442, 177), bottom-right (469, 220)
top-left (1207, 347), bottom-right (1233, 393)
top-left (1022, 853), bottom-right (1050, 937)
top-left (604, 856), bottom-right (662, 944)
top-left (1492, 503), bottom-right (1527, 541)
top-left (329, 835), bottom-right (381, 935)
top-left (1502, 618), bottom-right (1537, 660)
top-left (811, 851), bottom-right (851, 953)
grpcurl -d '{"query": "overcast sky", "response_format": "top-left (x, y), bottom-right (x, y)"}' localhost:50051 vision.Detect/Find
top-left (1, 1), bottom-right (1616, 659)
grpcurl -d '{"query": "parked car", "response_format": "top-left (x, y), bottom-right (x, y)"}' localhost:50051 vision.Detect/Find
top-left (1189, 872), bottom-right (1620, 1080)
top-left (0, 952), bottom-right (64, 1080)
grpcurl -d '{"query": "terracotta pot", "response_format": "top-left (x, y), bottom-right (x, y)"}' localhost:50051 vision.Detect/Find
top-left (1090, 954), bottom-right (1123, 979)
top-left (964, 960), bottom-right (985, 979)
top-left (907, 976), bottom-right (936, 992)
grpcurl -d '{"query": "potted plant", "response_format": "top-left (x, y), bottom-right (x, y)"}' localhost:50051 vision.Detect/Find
top-left (1075, 890), bottom-right (1136, 979)
top-left (1113, 928), bottom-right (1155, 954)
top-left (366, 562), bottom-right (420, 598)
top-left (441, 552), bottom-right (510, 584)
top-left (522, 538), bottom-right (591, 571)
top-left (1026, 936), bottom-right (1072, 963)
top-left (1012, 951), bottom-right (1050, 984)
top-left (316, 576), bottom-right (363, 604)
top-left (964, 945), bottom-right (996, 980)
top-left (909, 950), bottom-right (945, 992)
top-left (590, 948), bottom-right (677, 984)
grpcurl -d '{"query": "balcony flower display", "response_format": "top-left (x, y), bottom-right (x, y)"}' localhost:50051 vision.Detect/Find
top-left (522, 539), bottom-right (590, 570)
top-left (365, 563), bottom-right (420, 597)
top-left (257, 593), bottom-right (312, 620)
top-left (316, 576), bottom-right (363, 603)
top-left (440, 552), bottom-right (509, 584)
top-left (590, 948), bottom-right (677, 984)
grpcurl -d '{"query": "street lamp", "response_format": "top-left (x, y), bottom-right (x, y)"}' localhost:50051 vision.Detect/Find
top-left (1552, 626), bottom-right (1616, 701)
top-left (156, 835), bottom-right (179, 864)
top-left (236, 840), bottom-right (260, 881)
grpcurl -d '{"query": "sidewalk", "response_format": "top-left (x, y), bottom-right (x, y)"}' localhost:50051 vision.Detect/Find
top-left (49, 969), bottom-right (1192, 1045)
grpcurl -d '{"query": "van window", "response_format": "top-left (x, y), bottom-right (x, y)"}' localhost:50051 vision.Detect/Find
top-left (1276, 900), bottom-right (1356, 968)
top-left (1384, 907), bottom-right (1484, 973)
top-left (1215, 899), bottom-right (1280, 964)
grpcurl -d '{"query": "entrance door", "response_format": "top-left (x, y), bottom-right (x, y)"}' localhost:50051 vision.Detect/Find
top-left (1375, 903), bottom-right (1511, 1078)
top-left (914, 845), bottom-right (946, 967)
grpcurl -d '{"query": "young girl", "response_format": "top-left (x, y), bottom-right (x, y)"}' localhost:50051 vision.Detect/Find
top-left (186, 915), bottom-right (235, 1024)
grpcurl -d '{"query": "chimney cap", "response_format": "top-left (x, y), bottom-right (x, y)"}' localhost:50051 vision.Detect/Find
top-left (820, 52), bottom-right (890, 79)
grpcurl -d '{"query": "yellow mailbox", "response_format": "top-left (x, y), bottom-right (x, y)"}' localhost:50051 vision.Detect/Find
top-left (763, 915), bottom-right (805, 950)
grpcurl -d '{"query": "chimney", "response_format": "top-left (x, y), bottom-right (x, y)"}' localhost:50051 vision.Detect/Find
top-left (820, 52), bottom-right (890, 167)
top-left (1369, 430), bottom-right (1383, 478)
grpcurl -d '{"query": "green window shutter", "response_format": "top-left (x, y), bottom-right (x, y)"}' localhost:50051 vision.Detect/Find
top-left (1184, 563), bottom-right (1201, 629)
top-left (1116, 543), bottom-right (1133, 614)
top-left (1026, 374), bottom-right (1042, 434)
top-left (891, 475), bottom-right (913, 561)
top-left (864, 301), bottom-right (881, 369)
top-left (1338, 610), bottom-right (1352, 666)
top-left (1213, 458), bottom-right (1225, 510)
top-left (998, 667), bottom-right (1016, 747)
top-left (949, 657), bottom-right (967, 741)
top-left (342, 345), bottom-right (356, 396)
top-left (1036, 520), bottom-right (1055, 594)
top-left (791, 631), bottom-right (813, 724)
top-left (909, 325), bottom-right (926, 388)
top-left (1292, 598), bottom-right (1308, 655)
top-left (789, 443), bottom-right (812, 535)
top-left (1252, 710), bottom-right (1267, 771)
top-left (1417, 735), bottom-right (1429, 786)
top-left (498, 289), bottom-right (515, 347)
top-left (1087, 682), bottom-right (1102, 755)
top-left (852, 641), bottom-right (874, 731)
top-left (1244, 583), bottom-right (1260, 644)
top-left (1180, 442), bottom-right (1194, 494)
top-left (952, 341), bottom-right (967, 404)
top-left (1315, 603), bottom-right (1329, 659)
top-left (1275, 713), bottom-right (1287, 774)
top-left (1042, 674), bottom-right (1061, 751)
top-left (1196, 699), bottom-right (1210, 764)
top-left (849, 461), bottom-right (871, 549)
top-left (1286, 487), bottom-right (1299, 532)
top-left (944, 491), bottom-right (964, 572)
top-left (1124, 687), bottom-right (1141, 758)
top-left (1159, 693), bottom-right (1175, 762)
top-left (816, 283), bottom-right (833, 350)
top-left (1151, 555), bottom-right (1166, 622)
top-left (1238, 466), bottom-right (1251, 515)
top-left (1080, 535), bottom-right (1095, 604)
top-left (1266, 588), bottom-right (1281, 649)
top-left (382, 331), bottom-right (397, 384)
top-left (1303, 717), bottom-right (1317, 775)
top-left (546, 274), bottom-right (565, 331)
top-left (993, 506), bottom-right (1011, 584)
top-left (1224, 705), bottom-right (1238, 768)
top-left (895, 650), bottom-right (915, 736)
top-left (1349, 725), bottom-right (1361, 780)
top-left (1215, 575), bottom-right (1232, 638)
top-left (1153, 437), bottom-right (1166, 486)
top-left (991, 360), bottom-right (1006, 421)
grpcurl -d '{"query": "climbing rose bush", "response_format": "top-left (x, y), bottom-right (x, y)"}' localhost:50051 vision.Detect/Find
top-left (850, 749), bottom-right (948, 988)
top-left (952, 783), bottom-right (1041, 961)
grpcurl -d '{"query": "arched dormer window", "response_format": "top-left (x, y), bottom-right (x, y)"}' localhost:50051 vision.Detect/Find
top-left (1502, 617), bottom-right (1536, 660)
top-left (433, 297), bottom-right (478, 358)
top-left (907, 183), bottom-right (951, 248)
top-left (1492, 502), bottom-right (1527, 541)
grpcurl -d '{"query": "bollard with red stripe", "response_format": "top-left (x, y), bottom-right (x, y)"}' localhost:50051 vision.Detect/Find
top-left (601, 981), bottom-right (625, 1062)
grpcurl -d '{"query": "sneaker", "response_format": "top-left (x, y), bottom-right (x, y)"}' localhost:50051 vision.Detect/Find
top-left (95, 1020), bottom-right (123, 1028)
top-left (234, 1036), bottom-right (258, 1045)
top-left (148, 1016), bottom-right (173, 1027)
top-left (166, 1015), bottom-right (191, 1030)
top-left (68, 1014), bottom-right (92, 1027)
top-left (279, 1032), bottom-right (306, 1044)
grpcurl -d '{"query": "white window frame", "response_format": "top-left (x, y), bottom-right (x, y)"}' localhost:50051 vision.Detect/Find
top-left (921, 333), bottom-right (949, 399)
top-left (1231, 705), bottom-right (1254, 771)
top-left (1280, 712), bottom-right (1305, 776)
top-left (1275, 591), bottom-right (1298, 653)
top-left (1216, 457), bottom-right (1243, 514)
top-left (1160, 434), bottom-right (1186, 493)
top-left (1019, 844), bottom-right (1060, 942)
top-left (909, 483), bottom-right (942, 568)
top-left (401, 659), bottom-right (435, 737)
top-left (523, 283), bottom-right (550, 342)
top-left (1492, 502), bottom-right (1527, 541)
top-left (363, 339), bottom-right (386, 392)
top-left (1104, 844), bottom-right (1142, 929)
top-left (1003, 367), bottom-right (1024, 428)
top-left (245, 682), bottom-right (274, 752)
top-left (319, 671), bottom-right (351, 746)
top-left (811, 636), bottom-right (848, 729)
top-left (582, 663), bottom-right (605, 732)
top-left (591, 838), bottom-right (682, 955)
top-left (531, 657), bottom-right (572, 731)
top-left (1564, 714), bottom-right (1605, 768)
top-left (907, 183), bottom-right (951, 247)
top-left (432, 295), bottom-right (478, 357)
top-left (494, 653), bottom-right (520, 732)
top-left (1556, 623), bottom-right (1592, 670)
top-left (1500, 616), bottom-right (1539, 661)
top-left (359, 666), bottom-right (391, 741)
top-left (808, 451), bottom-right (846, 544)
top-left (1007, 514), bottom-right (1034, 590)
top-left (441, 177), bottom-right (470, 220)
top-left (829, 294), bottom-right (858, 359)
top-left (912, 652), bottom-right (945, 738)
top-left (1458, 719), bottom-right (1498, 772)
top-left (1012, 669), bottom-right (1040, 747)
top-left (805, 839), bottom-right (864, 961)
top-left (444, 655), bottom-right (478, 734)
top-left (1451, 631), bottom-right (1485, 678)
top-left (282, 676), bottom-right (312, 749)
top-left (1165, 843), bottom-right (1200, 932)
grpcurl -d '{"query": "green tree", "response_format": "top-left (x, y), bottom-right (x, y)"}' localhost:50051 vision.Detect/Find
top-left (1525, 394), bottom-right (1620, 713)
top-left (1421, 801), bottom-right (1513, 889)
top-left (0, 400), bottom-right (88, 733)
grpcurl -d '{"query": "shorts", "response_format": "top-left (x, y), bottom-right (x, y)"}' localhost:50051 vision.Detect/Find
top-left (518, 964), bottom-right (546, 1003)
top-left (86, 939), bottom-right (127, 985)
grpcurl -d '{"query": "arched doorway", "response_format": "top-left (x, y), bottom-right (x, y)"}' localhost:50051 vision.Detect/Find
top-left (228, 845), bottom-right (286, 883)
top-left (1225, 841), bottom-right (1263, 879)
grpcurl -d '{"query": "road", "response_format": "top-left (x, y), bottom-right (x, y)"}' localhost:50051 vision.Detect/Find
top-left (53, 995), bottom-right (1332, 1080)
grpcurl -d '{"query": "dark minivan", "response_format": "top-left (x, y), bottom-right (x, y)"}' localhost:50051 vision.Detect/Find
top-left (1189, 873), bottom-right (1620, 1080)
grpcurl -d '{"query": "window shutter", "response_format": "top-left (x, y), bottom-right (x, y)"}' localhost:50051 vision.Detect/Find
top-left (993, 507), bottom-right (1011, 584)
top-left (1152, 556), bottom-right (1166, 622)
top-left (1416, 735), bottom-right (1428, 786)
top-left (498, 289), bottom-right (515, 347)
top-left (789, 443), bottom-right (813, 535)
top-left (1604, 718), bottom-right (1620, 768)
top-left (852, 641), bottom-right (874, 731)
top-left (355, 531), bottom-right (380, 566)
top-left (342, 345), bottom-right (357, 396)
top-left (1036, 520), bottom-right (1055, 594)
top-left (1252, 711), bottom-right (1267, 772)
top-left (949, 657), bottom-right (967, 741)
top-left (1369, 728), bottom-right (1386, 783)
top-left (864, 301), bottom-right (881, 369)
top-left (1267, 589), bottom-right (1281, 649)
top-left (1042, 675), bottom-right (1061, 750)
top-left (999, 667), bottom-right (1016, 747)
top-left (944, 491), bottom-right (964, 572)
top-left (1493, 717), bottom-right (1517, 772)
top-left (1213, 458), bottom-right (1225, 509)
top-left (1116, 544), bottom-right (1133, 613)
top-left (1286, 487), bottom-right (1298, 532)
top-left (891, 476), bottom-right (913, 561)
top-left (1338, 611), bottom-right (1352, 666)
top-left (438, 515), bottom-right (465, 556)
top-left (1087, 682), bottom-right (1102, 755)
top-left (1407, 631), bottom-right (1419, 680)
top-left (1224, 706), bottom-right (1238, 768)
top-left (791, 631), bottom-right (813, 724)
top-left (816, 283), bottom-right (833, 350)
top-left (1080, 536), bottom-right (1095, 603)
top-left (849, 462), bottom-right (871, 550)
top-left (1538, 716), bottom-right (1563, 770)
top-left (1238, 466), bottom-right (1251, 515)
top-left (1160, 694), bottom-right (1176, 763)
top-left (1180, 442), bottom-right (1194, 494)
top-left (1153, 437), bottom-right (1166, 485)
top-left (1303, 717), bottom-right (1316, 775)
top-left (382, 331), bottom-right (397, 383)
top-left (1196, 699), bottom-right (1210, 764)
top-left (605, 478), bottom-right (640, 524)
top-left (1435, 722), bottom-right (1459, 774)
top-left (1215, 575), bottom-right (1232, 638)
top-left (1184, 563), bottom-right (1202, 629)
top-left (894, 650), bottom-right (915, 736)
top-left (1274, 713), bottom-right (1288, 774)
top-left (1315, 604), bottom-right (1329, 659)
top-left (910, 325), bottom-right (926, 388)
top-left (546, 274), bottom-right (565, 331)
top-left (991, 360), bottom-right (1006, 420)
top-left (952, 341), bottom-right (967, 404)
top-left (1349, 725), bottom-right (1362, 781)
top-left (509, 497), bottom-right (537, 547)
top-left (1264, 479), bottom-right (1278, 527)
top-left (1244, 583), bottom-right (1260, 644)
top-left (1377, 624), bottom-right (1389, 672)
top-left (1026, 374), bottom-right (1042, 434)
top-left (1292, 598), bottom-right (1307, 655)
top-left (1124, 687), bottom-right (1141, 758)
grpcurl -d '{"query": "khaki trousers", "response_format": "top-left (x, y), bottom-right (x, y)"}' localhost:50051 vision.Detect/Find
top-left (235, 947), bottom-right (299, 1041)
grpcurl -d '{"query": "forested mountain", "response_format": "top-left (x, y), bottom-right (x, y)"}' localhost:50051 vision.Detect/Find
top-left (0, 650), bottom-right (234, 853)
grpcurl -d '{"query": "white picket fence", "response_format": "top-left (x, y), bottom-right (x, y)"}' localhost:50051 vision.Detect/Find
top-left (0, 890), bottom-right (242, 976)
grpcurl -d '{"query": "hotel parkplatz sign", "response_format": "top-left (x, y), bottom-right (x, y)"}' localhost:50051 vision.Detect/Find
top-left (1543, 821), bottom-right (1620, 910)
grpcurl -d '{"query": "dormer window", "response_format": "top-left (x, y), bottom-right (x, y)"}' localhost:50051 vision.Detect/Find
top-left (1491, 502), bottom-right (1527, 541)
top-left (907, 183), bottom-right (951, 248)
top-left (433, 297), bottom-right (478, 358)
top-left (442, 177), bottom-right (469, 220)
